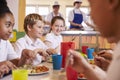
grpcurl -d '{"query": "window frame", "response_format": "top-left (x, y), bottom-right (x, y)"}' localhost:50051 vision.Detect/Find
top-left (26, 5), bottom-right (50, 20)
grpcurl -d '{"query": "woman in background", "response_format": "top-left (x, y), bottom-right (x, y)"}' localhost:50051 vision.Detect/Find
top-left (44, 16), bottom-right (65, 54)
top-left (68, 0), bottom-right (87, 30)
top-left (45, 1), bottom-right (64, 25)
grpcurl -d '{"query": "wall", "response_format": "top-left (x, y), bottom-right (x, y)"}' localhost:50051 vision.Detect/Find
top-left (7, 0), bottom-right (19, 30)
top-left (18, 0), bottom-right (26, 31)
top-left (7, 0), bottom-right (26, 31)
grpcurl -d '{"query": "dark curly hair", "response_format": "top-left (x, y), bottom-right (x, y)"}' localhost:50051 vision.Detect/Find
top-left (0, 0), bottom-right (13, 18)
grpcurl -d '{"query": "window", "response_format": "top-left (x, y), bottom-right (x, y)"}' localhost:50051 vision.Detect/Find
top-left (80, 7), bottom-right (90, 15)
top-left (26, 6), bottom-right (36, 15)
top-left (38, 7), bottom-right (49, 16)
top-left (38, 6), bottom-right (49, 20)
top-left (26, 5), bottom-right (50, 20)
top-left (66, 6), bottom-right (73, 29)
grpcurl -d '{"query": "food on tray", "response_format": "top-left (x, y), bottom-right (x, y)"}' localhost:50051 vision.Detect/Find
top-left (47, 56), bottom-right (52, 63)
top-left (30, 65), bottom-right (49, 73)
top-left (78, 73), bottom-right (85, 79)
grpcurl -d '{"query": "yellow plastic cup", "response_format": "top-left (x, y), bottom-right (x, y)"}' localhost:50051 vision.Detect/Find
top-left (12, 69), bottom-right (28, 80)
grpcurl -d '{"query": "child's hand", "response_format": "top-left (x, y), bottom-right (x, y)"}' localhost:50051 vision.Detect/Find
top-left (19, 49), bottom-right (36, 66)
top-left (21, 49), bottom-right (36, 59)
top-left (34, 48), bottom-right (49, 57)
top-left (0, 61), bottom-right (16, 78)
top-left (0, 65), bottom-right (9, 78)
top-left (46, 48), bottom-right (57, 55)
top-left (66, 49), bottom-right (91, 73)
top-left (94, 50), bottom-right (113, 71)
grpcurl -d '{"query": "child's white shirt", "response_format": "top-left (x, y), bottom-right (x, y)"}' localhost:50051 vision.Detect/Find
top-left (45, 32), bottom-right (63, 54)
top-left (14, 35), bottom-right (48, 65)
top-left (0, 39), bottom-right (18, 62)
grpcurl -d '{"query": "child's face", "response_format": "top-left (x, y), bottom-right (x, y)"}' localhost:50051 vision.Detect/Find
top-left (0, 14), bottom-right (14, 40)
top-left (52, 19), bottom-right (64, 35)
top-left (28, 20), bottom-right (44, 38)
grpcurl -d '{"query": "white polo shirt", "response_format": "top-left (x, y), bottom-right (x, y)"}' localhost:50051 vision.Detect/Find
top-left (0, 39), bottom-right (18, 62)
top-left (45, 12), bottom-right (64, 24)
top-left (14, 35), bottom-right (48, 65)
top-left (68, 8), bottom-right (88, 22)
top-left (45, 32), bottom-right (63, 54)
top-left (107, 41), bottom-right (120, 80)
top-left (14, 35), bottom-right (48, 57)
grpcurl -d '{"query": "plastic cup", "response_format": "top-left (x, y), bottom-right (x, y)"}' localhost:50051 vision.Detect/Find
top-left (61, 42), bottom-right (75, 68)
top-left (82, 46), bottom-right (88, 54)
top-left (66, 66), bottom-right (77, 80)
top-left (52, 54), bottom-right (62, 70)
top-left (87, 48), bottom-right (95, 59)
top-left (12, 69), bottom-right (28, 80)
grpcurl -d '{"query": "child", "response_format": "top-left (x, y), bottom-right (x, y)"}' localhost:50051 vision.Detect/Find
top-left (14, 13), bottom-right (56, 65)
top-left (44, 16), bottom-right (65, 54)
top-left (0, 0), bottom-right (36, 77)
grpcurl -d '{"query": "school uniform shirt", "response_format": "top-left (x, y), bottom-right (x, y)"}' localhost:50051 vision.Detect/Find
top-left (68, 8), bottom-right (87, 29)
top-left (0, 39), bottom-right (18, 62)
top-left (14, 35), bottom-right (48, 65)
top-left (45, 12), bottom-right (64, 24)
top-left (107, 41), bottom-right (120, 80)
top-left (45, 32), bottom-right (63, 54)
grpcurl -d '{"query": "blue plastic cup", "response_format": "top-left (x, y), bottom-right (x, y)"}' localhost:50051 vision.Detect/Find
top-left (87, 48), bottom-right (95, 59)
top-left (52, 54), bottom-right (62, 70)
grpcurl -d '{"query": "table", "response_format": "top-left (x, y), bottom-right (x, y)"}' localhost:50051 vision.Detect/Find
top-left (0, 62), bottom-right (67, 80)
top-left (61, 31), bottom-right (100, 51)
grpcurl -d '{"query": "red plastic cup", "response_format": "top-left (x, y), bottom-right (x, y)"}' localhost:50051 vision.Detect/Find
top-left (82, 46), bottom-right (88, 54)
top-left (66, 66), bottom-right (77, 80)
top-left (61, 42), bottom-right (75, 68)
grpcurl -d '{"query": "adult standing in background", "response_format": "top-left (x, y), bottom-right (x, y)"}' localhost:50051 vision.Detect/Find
top-left (45, 1), bottom-right (64, 26)
top-left (68, 0), bottom-right (89, 30)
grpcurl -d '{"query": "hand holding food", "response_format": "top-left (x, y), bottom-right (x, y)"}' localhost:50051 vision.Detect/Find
top-left (19, 49), bottom-right (36, 66)
top-left (46, 48), bottom-right (57, 55)
top-left (94, 50), bottom-right (113, 71)
top-left (34, 48), bottom-right (49, 57)
top-left (0, 61), bottom-right (16, 78)
top-left (66, 50), bottom-right (91, 73)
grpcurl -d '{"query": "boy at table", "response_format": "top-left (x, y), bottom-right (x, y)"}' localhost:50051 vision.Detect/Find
top-left (14, 13), bottom-right (56, 65)
top-left (0, 0), bottom-right (37, 77)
